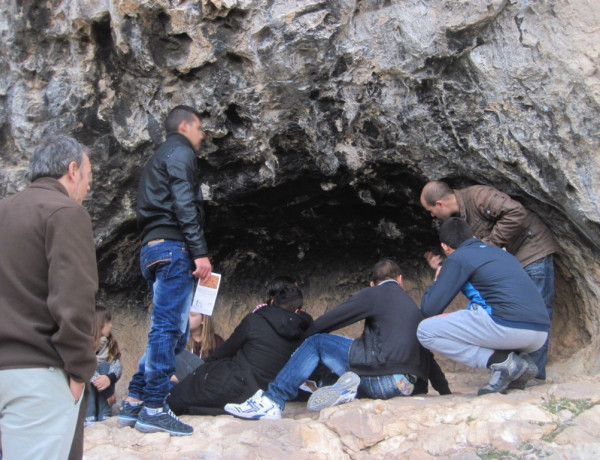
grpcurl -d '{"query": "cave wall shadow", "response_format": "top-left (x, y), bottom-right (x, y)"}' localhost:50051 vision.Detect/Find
top-left (97, 170), bottom-right (593, 380)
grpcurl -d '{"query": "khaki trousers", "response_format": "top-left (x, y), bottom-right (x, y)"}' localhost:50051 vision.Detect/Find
top-left (0, 367), bottom-right (83, 460)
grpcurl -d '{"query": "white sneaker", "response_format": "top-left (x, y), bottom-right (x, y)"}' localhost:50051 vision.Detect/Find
top-left (224, 390), bottom-right (282, 420)
top-left (307, 371), bottom-right (360, 412)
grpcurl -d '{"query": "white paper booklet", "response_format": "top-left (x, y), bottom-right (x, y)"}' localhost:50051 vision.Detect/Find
top-left (190, 272), bottom-right (221, 316)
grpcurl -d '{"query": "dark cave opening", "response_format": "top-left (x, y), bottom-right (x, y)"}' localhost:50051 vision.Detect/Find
top-left (96, 166), bottom-right (589, 376)
top-left (213, 192), bottom-right (434, 284)
top-left (97, 166), bottom-right (439, 308)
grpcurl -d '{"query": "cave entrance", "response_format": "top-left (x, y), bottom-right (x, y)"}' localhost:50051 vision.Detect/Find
top-left (98, 170), bottom-right (590, 393)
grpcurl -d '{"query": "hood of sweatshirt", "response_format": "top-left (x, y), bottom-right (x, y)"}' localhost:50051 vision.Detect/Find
top-left (254, 305), bottom-right (313, 340)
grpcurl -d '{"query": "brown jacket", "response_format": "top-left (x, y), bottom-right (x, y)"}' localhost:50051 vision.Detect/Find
top-left (455, 185), bottom-right (558, 267)
top-left (0, 178), bottom-right (98, 382)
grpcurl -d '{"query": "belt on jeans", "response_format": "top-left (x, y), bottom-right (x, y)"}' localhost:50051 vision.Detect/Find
top-left (146, 239), bottom-right (165, 246)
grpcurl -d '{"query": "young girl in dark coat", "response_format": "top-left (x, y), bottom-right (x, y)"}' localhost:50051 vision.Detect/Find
top-left (85, 307), bottom-right (122, 426)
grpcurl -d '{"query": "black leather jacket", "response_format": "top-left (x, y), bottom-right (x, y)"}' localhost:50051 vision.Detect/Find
top-left (136, 133), bottom-right (208, 258)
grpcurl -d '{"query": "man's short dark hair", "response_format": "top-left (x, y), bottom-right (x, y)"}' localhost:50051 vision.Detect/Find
top-left (29, 134), bottom-right (88, 182)
top-left (439, 217), bottom-right (474, 249)
top-left (273, 285), bottom-right (303, 312)
top-left (165, 105), bottom-right (202, 134)
top-left (265, 275), bottom-right (296, 303)
top-left (370, 258), bottom-right (402, 284)
top-left (421, 181), bottom-right (453, 206)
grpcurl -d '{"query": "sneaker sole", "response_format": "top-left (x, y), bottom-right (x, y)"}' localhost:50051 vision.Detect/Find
top-left (307, 387), bottom-right (357, 411)
top-left (307, 372), bottom-right (360, 412)
top-left (478, 353), bottom-right (533, 395)
top-left (223, 404), bottom-right (281, 420)
top-left (334, 372), bottom-right (362, 391)
top-left (134, 420), bottom-right (193, 436)
top-left (117, 416), bottom-right (138, 428)
top-left (224, 410), bottom-right (281, 420)
top-left (507, 354), bottom-right (538, 391)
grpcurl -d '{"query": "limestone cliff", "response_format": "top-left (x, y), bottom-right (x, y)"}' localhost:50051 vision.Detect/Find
top-left (0, 0), bottom-right (599, 373)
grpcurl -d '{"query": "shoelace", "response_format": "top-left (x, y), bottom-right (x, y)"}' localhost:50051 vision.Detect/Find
top-left (166, 408), bottom-right (181, 420)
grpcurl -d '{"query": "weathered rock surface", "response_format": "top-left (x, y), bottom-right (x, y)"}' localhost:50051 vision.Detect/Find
top-left (1, 0), bottom-right (600, 422)
top-left (1, 0), bottom-right (597, 372)
top-left (1, 1), bottom-right (600, 457)
top-left (84, 374), bottom-right (600, 459)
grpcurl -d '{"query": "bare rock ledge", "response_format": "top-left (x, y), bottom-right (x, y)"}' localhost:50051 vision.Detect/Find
top-left (84, 373), bottom-right (600, 459)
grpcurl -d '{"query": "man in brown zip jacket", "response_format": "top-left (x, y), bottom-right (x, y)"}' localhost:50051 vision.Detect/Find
top-left (420, 181), bottom-right (558, 382)
top-left (0, 134), bottom-right (97, 460)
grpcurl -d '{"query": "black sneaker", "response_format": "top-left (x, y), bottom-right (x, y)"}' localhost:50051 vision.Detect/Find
top-left (118, 401), bottom-right (142, 427)
top-left (478, 352), bottom-right (524, 396)
top-left (135, 405), bottom-right (193, 436)
top-left (507, 353), bottom-right (539, 390)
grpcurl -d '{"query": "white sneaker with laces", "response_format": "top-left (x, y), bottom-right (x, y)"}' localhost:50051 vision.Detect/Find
top-left (307, 371), bottom-right (360, 412)
top-left (224, 390), bottom-right (282, 420)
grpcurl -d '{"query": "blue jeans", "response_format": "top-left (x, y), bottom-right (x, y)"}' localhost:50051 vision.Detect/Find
top-left (86, 362), bottom-right (114, 421)
top-left (265, 334), bottom-right (404, 409)
top-left (128, 240), bottom-right (194, 407)
top-left (523, 254), bottom-right (555, 379)
top-left (360, 375), bottom-right (406, 400)
top-left (266, 334), bottom-right (352, 409)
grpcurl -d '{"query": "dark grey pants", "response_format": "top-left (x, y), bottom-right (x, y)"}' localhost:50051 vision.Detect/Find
top-left (174, 350), bottom-right (204, 382)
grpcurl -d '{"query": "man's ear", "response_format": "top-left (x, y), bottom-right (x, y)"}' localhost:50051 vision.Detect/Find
top-left (441, 242), bottom-right (452, 255)
top-left (178, 119), bottom-right (189, 135)
top-left (396, 275), bottom-right (403, 288)
top-left (67, 161), bottom-right (78, 181)
top-left (369, 281), bottom-right (375, 287)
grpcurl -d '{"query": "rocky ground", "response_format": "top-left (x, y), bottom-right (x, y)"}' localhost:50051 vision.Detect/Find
top-left (83, 371), bottom-right (600, 459)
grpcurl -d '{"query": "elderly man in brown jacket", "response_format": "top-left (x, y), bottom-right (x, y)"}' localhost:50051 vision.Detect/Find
top-left (420, 181), bottom-right (558, 382)
top-left (0, 134), bottom-right (98, 460)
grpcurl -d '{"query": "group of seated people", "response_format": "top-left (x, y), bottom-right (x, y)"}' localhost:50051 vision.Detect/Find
top-left (119, 217), bottom-right (550, 423)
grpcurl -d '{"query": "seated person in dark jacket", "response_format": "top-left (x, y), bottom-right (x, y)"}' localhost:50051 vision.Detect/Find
top-left (166, 286), bottom-right (313, 415)
top-left (417, 218), bottom-right (549, 395)
top-left (224, 258), bottom-right (432, 420)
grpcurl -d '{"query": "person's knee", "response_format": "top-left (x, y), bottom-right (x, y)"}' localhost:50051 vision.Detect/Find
top-left (307, 333), bottom-right (323, 343)
top-left (417, 321), bottom-right (434, 348)
top-left (300, 334), bottom-right (323, 351)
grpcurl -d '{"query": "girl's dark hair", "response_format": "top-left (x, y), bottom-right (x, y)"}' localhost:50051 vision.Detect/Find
top-left (265, 275), bottom-right (296, 304)
top-left (273, 285), bottom-right (303, 312)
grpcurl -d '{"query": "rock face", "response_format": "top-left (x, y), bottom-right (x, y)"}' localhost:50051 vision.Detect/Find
top-left (85, 373), bottom-right (600, 459)
top-left (1, 0), bottom-right (599, 375)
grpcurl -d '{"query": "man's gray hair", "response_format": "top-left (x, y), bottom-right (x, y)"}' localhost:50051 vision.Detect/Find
top-left (29, 134), bottom-right (89, 182)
